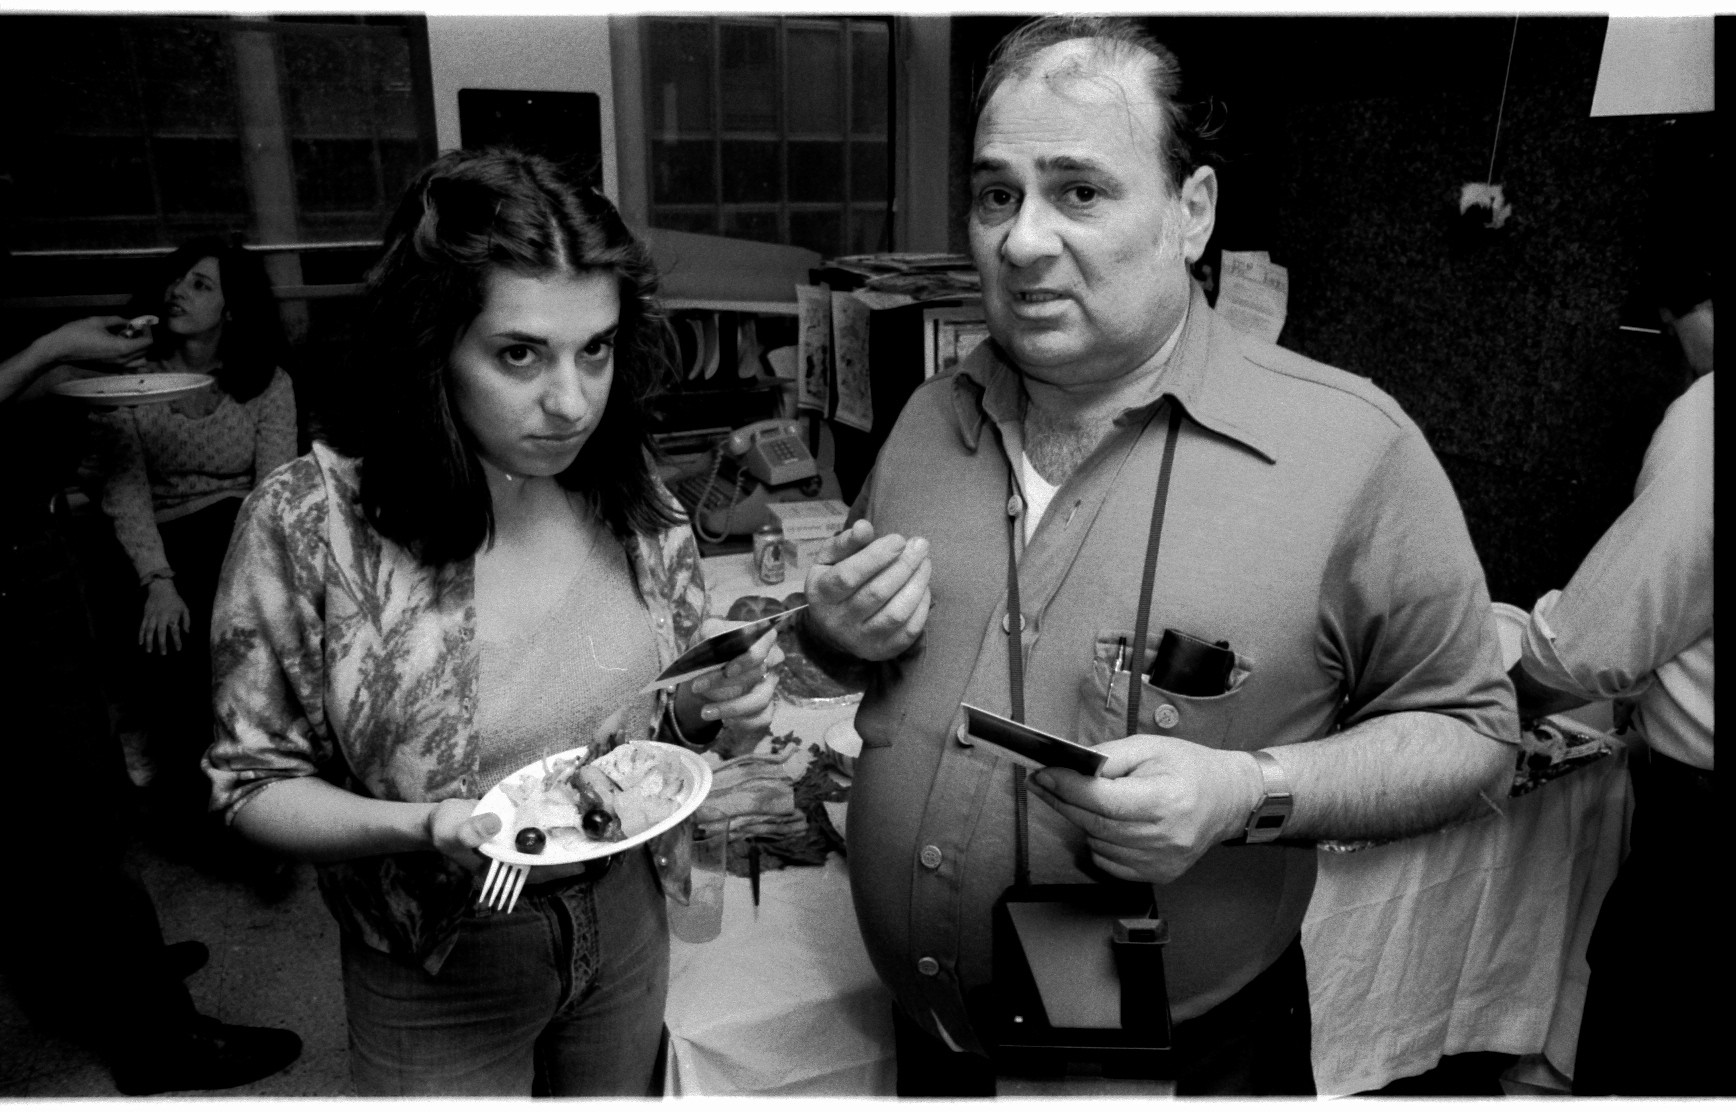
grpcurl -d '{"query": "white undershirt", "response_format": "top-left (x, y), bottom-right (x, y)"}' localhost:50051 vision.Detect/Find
top-left (1018, 457), bottom-right (1060, 543)
top-left (1017, 308), bottom-right (1187, 543)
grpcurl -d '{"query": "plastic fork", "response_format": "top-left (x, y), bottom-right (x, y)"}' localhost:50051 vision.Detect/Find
top-left (478, 855), bottom-right (530, 914)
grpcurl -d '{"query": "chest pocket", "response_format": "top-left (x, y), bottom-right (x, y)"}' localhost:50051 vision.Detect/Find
top-left (1075, 629), bottom-right (1252, 750)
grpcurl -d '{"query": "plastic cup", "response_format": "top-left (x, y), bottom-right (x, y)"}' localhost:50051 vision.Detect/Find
top-left (669, 813), bottom-right (730, 944)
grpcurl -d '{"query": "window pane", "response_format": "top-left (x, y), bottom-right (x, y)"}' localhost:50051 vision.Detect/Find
top-left (379, 138), bottom-right (425, 202)
top-left (292, 138), bottom-right (378, 212)
top-left (373, 35), bottom-right (418, 135)
top-left (850, 140), bottom-right (888, 202)
top-left (650, 208), bottom-right (719, 237)
top-left (17, 136), bottom-right (155, 218)
top-left (719, 22), bottom-right (778, 132)
top-left (7, 21), bottom-right (141, 132)
top-left (722, 140), bottom-right (780, 204)
top-left (850, 22), bottom-right (890, 135)
top-left (155, 137), bottom-right (246, 215)
top-left (646, 19), bottom-right (713, 135)
top-left (651, 139), bottom-right (715, 205)
top-left (722, 209), bottom-right (781, 245)
top-left (789, 209), bottom-right (842, 257)
top-left (788, 141), bottom-right (843, 203)
top-left (282, 33), bottom-right (372, 134)
top-left (142, 24), bottom-right (236, 133)
top-left (786, 25), bottom-right (841, 135)
top-left (850, 206), bottom-right (889, 254)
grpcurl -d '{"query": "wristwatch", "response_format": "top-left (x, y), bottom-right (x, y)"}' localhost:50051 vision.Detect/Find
top-left (1235, 749), bottom-right (1293, 845)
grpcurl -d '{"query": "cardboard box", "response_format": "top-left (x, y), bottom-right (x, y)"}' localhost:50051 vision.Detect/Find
top-left (768, 499), bottom-right (849, 541)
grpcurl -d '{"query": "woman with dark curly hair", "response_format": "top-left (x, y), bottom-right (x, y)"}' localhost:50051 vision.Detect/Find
top-left (204, 148), bottom-right (780, 1096)
top-left (92, 236), bottom-right (297, 821)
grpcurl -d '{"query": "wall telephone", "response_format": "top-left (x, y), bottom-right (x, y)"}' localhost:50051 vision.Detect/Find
top-left (675, 419), bottom-right (821, 542)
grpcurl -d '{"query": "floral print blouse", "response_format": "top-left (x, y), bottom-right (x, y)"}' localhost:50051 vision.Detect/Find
top-left (206, 442), bottom-right (709, 974)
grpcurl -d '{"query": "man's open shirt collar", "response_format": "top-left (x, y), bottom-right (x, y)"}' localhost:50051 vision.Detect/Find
top-left (950, 282), bottom-right (1279, 465)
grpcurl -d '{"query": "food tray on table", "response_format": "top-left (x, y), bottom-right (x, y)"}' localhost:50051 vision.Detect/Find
top-left (473, 741), bottom-right (712, 867)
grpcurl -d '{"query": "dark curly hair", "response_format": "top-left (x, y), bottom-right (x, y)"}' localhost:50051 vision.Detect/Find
top-left (128, 235), bottom-right (284, 403)
top-left (346, 147), bottom-right (680, 567)
top-left (975, 15), bottom-right (1222, 193)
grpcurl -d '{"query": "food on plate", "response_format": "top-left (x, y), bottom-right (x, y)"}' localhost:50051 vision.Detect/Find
top-left (496, 741), bottom-right (690, 855)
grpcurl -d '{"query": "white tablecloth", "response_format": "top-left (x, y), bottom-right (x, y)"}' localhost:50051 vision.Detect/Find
top-left (671, 555), bottom-right (1631, 1096)
top-left (1301, 746), bottom-right (1630, 1095)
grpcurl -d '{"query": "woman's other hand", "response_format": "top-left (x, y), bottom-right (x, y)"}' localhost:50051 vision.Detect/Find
top-left (427, 798), bottom-right (502, 872)
top-left (677, 623), bottom-right (784, 736)
top-left (139, 578), bottom-right (191, 654)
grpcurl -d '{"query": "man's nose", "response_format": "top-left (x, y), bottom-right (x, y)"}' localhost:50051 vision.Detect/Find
top-left (1001, 199), bottom-right (1061, 267)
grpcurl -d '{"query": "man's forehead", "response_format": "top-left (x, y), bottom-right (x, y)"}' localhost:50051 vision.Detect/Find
top-left (1001, 39), bottom-right (1161, 112)
top-left (977, 40), bottom-right (1164, 151)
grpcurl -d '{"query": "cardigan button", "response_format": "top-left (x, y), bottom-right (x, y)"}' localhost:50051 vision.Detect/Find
top-left (920, 845), bottom-right (943, 870)
top-left (917, 957), bottom-right (940, 976)
top-left (1155, 703), bottom-right (1180, 729)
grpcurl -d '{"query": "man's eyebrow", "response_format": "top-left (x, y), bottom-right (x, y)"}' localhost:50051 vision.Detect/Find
top-left (969, 154), bottom-right (1117, 177)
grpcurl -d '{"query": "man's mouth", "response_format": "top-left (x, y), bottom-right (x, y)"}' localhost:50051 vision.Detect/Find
top-left (1014, 290), bottom-right (1063, 303)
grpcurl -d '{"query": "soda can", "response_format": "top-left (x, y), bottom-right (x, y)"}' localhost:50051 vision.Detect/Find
top-left (754, 523), bottom-right (786, 585)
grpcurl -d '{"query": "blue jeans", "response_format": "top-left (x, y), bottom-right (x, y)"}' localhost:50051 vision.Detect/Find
top-left (342, 847), bottom-right (669, 1096)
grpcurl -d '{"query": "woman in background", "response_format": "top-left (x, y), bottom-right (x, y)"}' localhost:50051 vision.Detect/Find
top-left (205, 149), bottom-right (779, 1096)
top-left (94, 237), bottom-right (297, 828)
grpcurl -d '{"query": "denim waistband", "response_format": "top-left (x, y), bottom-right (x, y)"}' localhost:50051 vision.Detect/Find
top-left (519, 852), bottom-right (617, 899)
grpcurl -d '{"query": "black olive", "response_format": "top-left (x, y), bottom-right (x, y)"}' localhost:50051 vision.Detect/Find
top-left (515, 827), bottom-right (547, 854)
top-left (582, 807), bottom-right (618, 840)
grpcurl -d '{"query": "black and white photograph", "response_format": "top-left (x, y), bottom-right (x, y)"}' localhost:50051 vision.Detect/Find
top-left (0, 4), bottom-right (1718, 1100)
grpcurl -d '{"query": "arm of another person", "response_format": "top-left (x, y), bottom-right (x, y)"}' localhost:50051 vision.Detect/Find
top-left (1032, 428), bottom-right (1516, 884)
top-left (0, 316), bottom-right (149, 405)
top-left (1510, 375), bottom-right (1714, 720)
top-left (251, 368), bottom-right (299, 481)
top-left (208, 470), bottom-right (498, 868)
top-left (93, 406), bottom-right (190, 653)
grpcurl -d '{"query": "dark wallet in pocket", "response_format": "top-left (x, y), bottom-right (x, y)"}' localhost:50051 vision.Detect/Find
top-left (1146, 628), bottom-right (1235, 697)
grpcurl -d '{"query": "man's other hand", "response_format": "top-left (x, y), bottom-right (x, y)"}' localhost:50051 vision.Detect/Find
top-left (803, 519), bottom-right (932, 662)
top-left (1028, 734), bottom-right (1264, 885)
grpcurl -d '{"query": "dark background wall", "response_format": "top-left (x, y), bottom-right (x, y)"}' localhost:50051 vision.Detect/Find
top-left (948, 15), bottom-right (1716, 607)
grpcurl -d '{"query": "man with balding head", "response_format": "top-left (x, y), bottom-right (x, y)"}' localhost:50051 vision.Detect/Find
top-left (801, 16), bottom-right (1516, 1095)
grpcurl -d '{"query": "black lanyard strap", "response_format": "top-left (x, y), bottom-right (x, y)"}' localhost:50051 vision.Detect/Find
top-left (1004, 402), bottom-right (1184, 889)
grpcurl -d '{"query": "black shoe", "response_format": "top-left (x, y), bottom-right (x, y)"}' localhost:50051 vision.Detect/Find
top-left (110, 1015), bottom-right (302, 1096)
top-left (164, 940), bottom-right (209, 980)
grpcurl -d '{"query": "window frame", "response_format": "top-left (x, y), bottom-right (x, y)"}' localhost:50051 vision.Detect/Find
top-left (637, 13), bottom-right (895, 257)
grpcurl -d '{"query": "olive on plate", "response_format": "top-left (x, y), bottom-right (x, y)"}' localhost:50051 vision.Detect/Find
top-left (582, 807), bottom-right (618, 841)
top-left (515, 827), bottom-right (547, 854)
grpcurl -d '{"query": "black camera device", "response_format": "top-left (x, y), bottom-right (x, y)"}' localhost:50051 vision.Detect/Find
top-left (968, 883), bottom-right (1174, 1084)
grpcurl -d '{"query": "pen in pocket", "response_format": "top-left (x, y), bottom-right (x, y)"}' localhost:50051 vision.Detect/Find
top-left (1106, 636), bottom-right (1129, 709)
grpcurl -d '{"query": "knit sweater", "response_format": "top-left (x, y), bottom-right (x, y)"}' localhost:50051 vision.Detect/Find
top-left (94, 366), bottom-right (297, 583)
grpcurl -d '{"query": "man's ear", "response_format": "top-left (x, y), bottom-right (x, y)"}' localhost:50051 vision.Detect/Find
top-left (1178, 165), bottom-right (1218, 266)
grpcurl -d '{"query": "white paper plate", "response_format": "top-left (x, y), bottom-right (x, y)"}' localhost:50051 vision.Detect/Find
top-left (51, 372), bottom-right (213, 407)
top-left (473, 741), bottom-right (712, 867)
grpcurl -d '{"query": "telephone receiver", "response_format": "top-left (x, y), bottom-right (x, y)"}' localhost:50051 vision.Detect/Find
top-left (724, 419), bottom-right (818, 488)
top-left (676, 419), bottom-right (822, 541)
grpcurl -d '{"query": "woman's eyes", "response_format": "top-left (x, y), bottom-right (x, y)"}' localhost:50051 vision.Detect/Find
top-left (496, 340), bottom-right (613, 369)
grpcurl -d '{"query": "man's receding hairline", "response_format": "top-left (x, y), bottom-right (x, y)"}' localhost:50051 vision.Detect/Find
top-left (980, 40), bottom-right (1172, 164)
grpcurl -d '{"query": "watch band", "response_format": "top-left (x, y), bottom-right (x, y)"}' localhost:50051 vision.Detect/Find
top-left (1232, 749), bottom-right (1293, 845)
